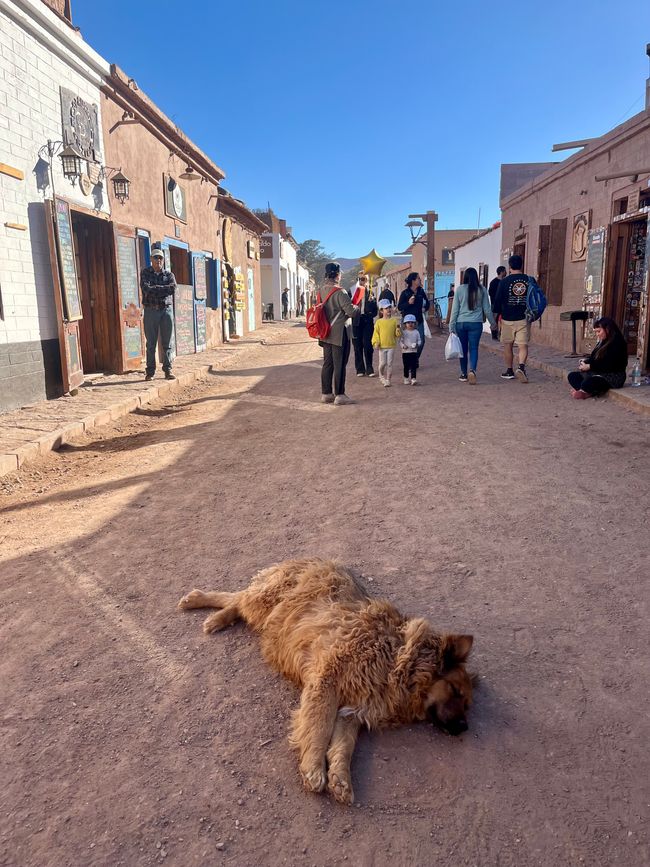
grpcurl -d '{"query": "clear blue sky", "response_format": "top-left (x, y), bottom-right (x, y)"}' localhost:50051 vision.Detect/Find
top-left (74, 0), bottom-right (650, 258)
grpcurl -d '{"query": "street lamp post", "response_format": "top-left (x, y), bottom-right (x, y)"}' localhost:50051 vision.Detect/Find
top-left (408, 210), bottom-right (438, 303)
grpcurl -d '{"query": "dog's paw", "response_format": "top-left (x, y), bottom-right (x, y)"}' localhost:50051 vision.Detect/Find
top-left (178, 590), bottom-right (207, 610)
top-left (203, 611), bottom-right (227, 633)
top-left (301, 765), bottom-right (326, 793)
top-left (327, 770), bottom-right (354, 805)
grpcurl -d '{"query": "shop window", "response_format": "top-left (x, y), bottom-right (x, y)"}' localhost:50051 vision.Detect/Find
top-left (169, 246), bottom-right (191, 283)
top-left (478, 263), bottom-right (488, 287)
top-left (614, 196), bottom-right (628, 217)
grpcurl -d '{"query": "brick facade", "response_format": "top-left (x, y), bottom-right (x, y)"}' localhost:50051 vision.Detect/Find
top-left (0, 0), bottom-right (110, 411)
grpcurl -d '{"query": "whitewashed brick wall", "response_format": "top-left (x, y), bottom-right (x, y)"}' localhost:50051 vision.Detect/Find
top-left (0, 0), bottom-right (110, 347)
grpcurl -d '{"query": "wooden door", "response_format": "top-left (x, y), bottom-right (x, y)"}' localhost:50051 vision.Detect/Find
top-left (547, 218), bottom-right (567, 306)
top-left (112, 226), bottom-right (144, 371)
top-left (44, 199), bottom-right (84, 393)
top-left (73, 219), bottom-right (98, 371)
top-left (192, 252), bottom-right (207, 352)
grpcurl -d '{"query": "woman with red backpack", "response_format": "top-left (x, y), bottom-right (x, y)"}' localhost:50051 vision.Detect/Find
top-left (314, 262), bottom-right (359, 405)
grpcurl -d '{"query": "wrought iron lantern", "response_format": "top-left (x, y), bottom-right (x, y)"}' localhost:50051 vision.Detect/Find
top-left (111, 170), bottom-right (130, 203)
top-left (59, 144), bottom-right (84, 182)
top-left (405, 219), bottom-right (424, 243)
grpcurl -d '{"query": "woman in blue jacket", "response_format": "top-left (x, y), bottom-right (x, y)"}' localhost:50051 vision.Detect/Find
top-left (449, 267), bottom-right (496, 384)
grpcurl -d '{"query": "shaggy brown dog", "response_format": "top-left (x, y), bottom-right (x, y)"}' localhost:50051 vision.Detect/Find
top-left (178, 559), bottom-right (474, 805)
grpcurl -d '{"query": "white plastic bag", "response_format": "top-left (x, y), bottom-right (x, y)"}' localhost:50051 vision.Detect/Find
top-left (422, 317), bottom-right (432, 339)
top-left (445, 332), bottom-right (463, 361)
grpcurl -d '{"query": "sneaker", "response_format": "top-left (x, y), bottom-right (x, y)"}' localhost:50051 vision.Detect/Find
top-left (572, 389), bottom-right (591, 400)
top-left (145, 373), bottom-right (154, 381)
top-left (321, 393), bottom-right (335, 404)
top-left (367, 372), bottom-right (376, 378)
top-left (468, 370), bottom-right (477, 385)
top-left (403, 378), bottom-right (410, 385)
top-left (334, 394), bottom-right (354, 405)
top-left (164, 371), bottom-right (176, 381)
top-left (515, 365), bottom-right (528, 383)
top-left (410, 379), bottom-right (417, 386)
top-left (459, 374), bottom-right (468, 382)
top-left (501, 369), bottom-right (515, 379)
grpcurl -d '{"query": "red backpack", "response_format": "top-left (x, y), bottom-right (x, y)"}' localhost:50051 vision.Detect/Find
top-left (306, 287), bottom-right (338, 340)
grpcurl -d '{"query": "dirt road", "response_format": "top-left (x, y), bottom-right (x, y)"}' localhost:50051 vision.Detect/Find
top-left (1, 326), bottom-right (648, 867)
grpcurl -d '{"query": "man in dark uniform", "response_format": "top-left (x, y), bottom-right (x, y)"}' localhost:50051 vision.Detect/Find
top-left (140, 247), bottom-right (176, 381)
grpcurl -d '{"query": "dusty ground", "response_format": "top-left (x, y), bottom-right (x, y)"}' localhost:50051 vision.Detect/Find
top-left (1, 326), bottom-right (648, 867)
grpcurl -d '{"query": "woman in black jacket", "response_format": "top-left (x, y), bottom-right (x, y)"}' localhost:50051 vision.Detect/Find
top-left (397, 272), bottom-right (430, 360)
top-left (568, 317), bottom-right (627, 399)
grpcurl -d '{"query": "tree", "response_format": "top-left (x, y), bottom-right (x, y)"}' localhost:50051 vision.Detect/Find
top-left (297, 239), bottom-right (336, 285)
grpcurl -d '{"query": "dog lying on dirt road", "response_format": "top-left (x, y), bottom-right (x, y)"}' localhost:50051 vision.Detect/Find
top-left (178, 558), bottom-right (474, 805)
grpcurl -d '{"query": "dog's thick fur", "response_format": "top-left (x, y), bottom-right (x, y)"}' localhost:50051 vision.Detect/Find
top-left (178, 559), bottom-right (474, 805)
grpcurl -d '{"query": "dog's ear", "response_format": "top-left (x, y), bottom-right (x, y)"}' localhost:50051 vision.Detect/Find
top-left (441, 634), bottom-right (473, 669)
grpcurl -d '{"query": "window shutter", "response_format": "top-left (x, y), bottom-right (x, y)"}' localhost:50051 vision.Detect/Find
top-left (537, 225), bottom-right (550, 292)
top-left (547, 218), bottom-right (567, 305)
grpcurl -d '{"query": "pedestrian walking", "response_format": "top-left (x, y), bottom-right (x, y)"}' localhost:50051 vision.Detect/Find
top-left (492, 254), bottom-right (531, 383)
top-left (445, 283), bottom-right (455, 327)
top-left (371, 299), bottom-right (401, 387)
top-left (449, 267), bottom-right (496, 384)
top-left (568, 317), bottom-right (628, 399)
top-left (352, 273), bottom-right (378, 377)
top-left (140, 247), bottom-right (176, 381)
top-left (282, 288), bottom-right (289, 319)
top-left (397, 272), bottom-right (430, 361)
top-left (488, 265), bottom-right (506, 340)
top-left (400, 314), bottom-right (422, 385)
top-left (319, 263), bottom-right (359, 405)
top-left (299, 291), bottom-right (306, 316)
top-left (378, 285), bottom-right (396, 306)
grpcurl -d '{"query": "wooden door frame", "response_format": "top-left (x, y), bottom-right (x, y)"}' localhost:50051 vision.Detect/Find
top-left (111, 221), bottom-right (146, 372)
top-left (44, 199), bottom-right (84, 393)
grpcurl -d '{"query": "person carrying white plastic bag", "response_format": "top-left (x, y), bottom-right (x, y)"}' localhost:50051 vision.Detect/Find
top-left (445, 332), bottom-right (463, 361)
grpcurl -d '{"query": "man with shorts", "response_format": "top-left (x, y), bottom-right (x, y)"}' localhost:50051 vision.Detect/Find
top-left (492, 254), bottom-right (530, 382)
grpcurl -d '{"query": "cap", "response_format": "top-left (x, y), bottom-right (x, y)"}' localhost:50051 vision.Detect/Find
top-left (151, 248), bottom-right (164, 259)
top-left (403, 314), bottom-right (417, 323)
top-left (378, 298), bottom-right (392, 309)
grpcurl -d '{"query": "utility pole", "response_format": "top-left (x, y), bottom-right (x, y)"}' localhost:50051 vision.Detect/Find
top-left (408, 210), bottom-right (438, 302)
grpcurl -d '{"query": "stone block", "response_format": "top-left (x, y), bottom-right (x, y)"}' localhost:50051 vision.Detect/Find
top-left (37, 429), bottom-right (63, 455)
top-left (60, 422), bottom-right (85, 444)
top-left (12, 440), bottom-right (40, 467)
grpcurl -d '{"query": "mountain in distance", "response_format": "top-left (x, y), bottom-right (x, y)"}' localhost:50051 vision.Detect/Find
top-left (335, 255), bottom-right (410, 273)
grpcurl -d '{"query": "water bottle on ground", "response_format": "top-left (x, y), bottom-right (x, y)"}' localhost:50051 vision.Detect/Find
top-left (630, 359), bottom-right (641, 387)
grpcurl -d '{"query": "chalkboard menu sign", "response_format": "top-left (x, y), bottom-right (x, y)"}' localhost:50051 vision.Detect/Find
top-left (175, 284), bottom-right (195, 355)
top-left (584, 228), bottom-right (607, 322)
top-left (54, 198), bottom-right (82, 321)
top-left (193, 256), bottom-right (207, 300)
top-left (116, 235), bottom-right (139, 307)
top-left (195, 300), bottom-right (206, 352)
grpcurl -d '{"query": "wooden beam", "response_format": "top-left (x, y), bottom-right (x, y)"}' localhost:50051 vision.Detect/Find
top-left (0, 163), bottom-right (24, 180)
top-left (595, 169), bottom-right (650, 181)
top-left (551, 139), bottom-right (595, 152)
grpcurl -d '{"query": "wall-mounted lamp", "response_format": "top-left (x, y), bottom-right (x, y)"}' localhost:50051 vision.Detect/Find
top-left (59, 143), bottom-right (84, 182)
top-left (179, 165), bottom-right (199, 181)
top-left (100, 165), bottom-right (131, 203)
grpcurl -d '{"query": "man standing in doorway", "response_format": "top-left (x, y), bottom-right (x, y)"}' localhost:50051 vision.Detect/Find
top-left (140, 247), bottom-right (176, 381)
top-left (282, 288), bottom-right (289, 319)
top-left (488, 265), bottom-right (507, 340)
top-left (492, 254), bottom-right (530, 382)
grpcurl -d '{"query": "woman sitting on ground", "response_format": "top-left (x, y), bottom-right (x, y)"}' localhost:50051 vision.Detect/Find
top-left (568, 317), bottom-right (628, 399)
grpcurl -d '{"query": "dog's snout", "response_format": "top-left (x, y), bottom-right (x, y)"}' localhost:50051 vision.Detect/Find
top-left (446, 718), bottom-right (468, 736)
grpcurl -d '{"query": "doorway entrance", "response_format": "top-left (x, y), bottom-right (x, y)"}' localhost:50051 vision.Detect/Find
top-left (72, 212), bottom-right (118, 373)
top-left (604, 217), bottom-right (647, 355)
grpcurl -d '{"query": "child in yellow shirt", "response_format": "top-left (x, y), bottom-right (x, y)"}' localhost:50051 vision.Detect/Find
top-left (371, 299), bottom-right (401, 387)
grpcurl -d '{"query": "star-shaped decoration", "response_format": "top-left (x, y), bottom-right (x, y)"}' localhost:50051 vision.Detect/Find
top-left (359, 248), bottom-right (387, 276)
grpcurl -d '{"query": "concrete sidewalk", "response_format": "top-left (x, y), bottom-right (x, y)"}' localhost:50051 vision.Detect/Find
top-left (0, 321), bottom-right (296, 478)
top-left (437, 330), bottom-right (650, 417)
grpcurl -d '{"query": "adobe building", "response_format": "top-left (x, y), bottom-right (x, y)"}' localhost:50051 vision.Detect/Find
top-left (0, 0), bottom-right (266, 412)
top-left (453, 223), bottom-right (503, 290)
top-left (258, 209), bottom-right (302, 319)
top-left (500, 78), bottom-right (650, 368)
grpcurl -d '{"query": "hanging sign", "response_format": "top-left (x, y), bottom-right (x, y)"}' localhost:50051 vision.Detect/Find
top-left (174, 284), bottom-right (195, 355)
top-left (583, 227), bottom-right (607, 323)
